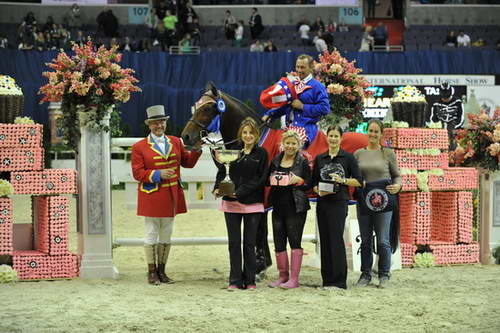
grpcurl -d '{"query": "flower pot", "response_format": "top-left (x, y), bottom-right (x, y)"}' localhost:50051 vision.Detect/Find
top-left (0, 95), bottom-right (24, 123)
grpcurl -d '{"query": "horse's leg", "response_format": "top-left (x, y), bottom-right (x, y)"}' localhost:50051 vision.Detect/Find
top-left (255, 211), bottom-right (272, 280)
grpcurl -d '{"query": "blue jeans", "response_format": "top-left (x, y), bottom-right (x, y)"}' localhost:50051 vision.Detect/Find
top-left (357, 207), bottom-right (393, 278)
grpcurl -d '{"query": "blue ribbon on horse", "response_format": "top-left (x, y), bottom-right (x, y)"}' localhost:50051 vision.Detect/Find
top-left (207, 98), bottom-right (226, 133)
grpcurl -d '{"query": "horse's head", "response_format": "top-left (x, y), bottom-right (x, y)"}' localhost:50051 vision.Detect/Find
top-left (181, 82), bottom-right (221, 147)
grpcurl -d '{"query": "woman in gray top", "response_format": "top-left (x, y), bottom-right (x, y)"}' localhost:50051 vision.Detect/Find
top-left (354, 119), bottom-right (402, 289)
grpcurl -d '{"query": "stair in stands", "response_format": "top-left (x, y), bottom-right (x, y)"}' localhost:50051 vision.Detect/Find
top-left (366, 19), bottom-right (405, 46)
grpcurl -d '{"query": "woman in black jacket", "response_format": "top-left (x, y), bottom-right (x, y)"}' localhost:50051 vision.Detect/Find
top-left (267, 130), bottom-right (312, 289)
top-left (313, 125), bottom-right (362, 290)
top-left (213, 118), bottom-right (268, 291)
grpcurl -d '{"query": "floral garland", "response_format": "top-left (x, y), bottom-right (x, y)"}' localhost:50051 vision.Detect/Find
top-left (314, 50), bottom-right (372, 130)
top-left (452, 107), bottom-right (500, 172)
top-left (39, 41), bottom-right (141, 151)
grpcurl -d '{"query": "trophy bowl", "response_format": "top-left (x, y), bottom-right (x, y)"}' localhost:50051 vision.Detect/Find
top-left (212, 148), bottom-right (242, 196)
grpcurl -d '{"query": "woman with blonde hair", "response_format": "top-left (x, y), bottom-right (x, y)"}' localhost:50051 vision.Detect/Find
top-left (213, 117), bottom-right (269, 291)
top-left (267, 130), bottom-right (312, 289)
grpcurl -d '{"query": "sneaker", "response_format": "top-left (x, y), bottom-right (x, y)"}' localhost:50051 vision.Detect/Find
top-left (246, 285), bottom-right (257, 291)
top-left (378, 276), bottom-right (389, 289)
top-left (355, 274), bottom-right (371, 287)
top-left (227, 285), bottom-right (239, 291)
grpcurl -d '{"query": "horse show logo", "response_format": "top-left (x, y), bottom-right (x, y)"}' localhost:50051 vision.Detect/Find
top-left (365, 188), bottom-right (389, 212)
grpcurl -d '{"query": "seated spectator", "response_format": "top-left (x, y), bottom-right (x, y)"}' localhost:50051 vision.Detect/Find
top-left (326, 19), bottom-right (336, 33)
top-left (224, 10), bottom-right (237, 40)
top-left (313, 32), bottom-right (328, 53)
top-left (110, 37), bottom-right (120, 49)
top-left (250, 40), bottom-right (264, 52)
top-left (97, 8), bottom-right (119, 38)
top-left (311, 16), bottom-right (325, 33)
top-left (296, 16), bottom-right (308, 31)
top-left (444, 30), bottom-right (457, 47)
top-left (178, 33), bottom-right (192, 53)
top-left (121, 36), bottom-right (135, 52)
top-left (0, 35), bottom-right (8, 48)
top-left (58, 24), bottom-right (70, 48)
top-left (190, 18), bottom-right (201, 46)
top-left (138, 38), bottom-right (152, 52)
top-left (456, 31), bottom-right (471, 47)
top-left (18, 12), bottom-right (37, 46)
top-left (34, 32), bottom-right (46, 51)
top-left (235, 21), bottom-right (244, 47)
top-left (72, 30), bottom-right (87, 46)
top-left (43, 16), bottom-right (55, 33)
top-left (496, 39), bottom-right (500, 51)
top-left (264, 40), bottom-right (278, 52)
top-left (338, 21), bottom-right (349, 33)
top-left (472, 38), bottom-right (486, 47)
top-left (64, 3), bottom-right (83, 30)
top-left (45, 32), bottom-right (56, 50)
top-left (373, 22), bottom-right (388, 47)
top-left (299, 20), bottom-right (311, 46)
top-left (359, 25), bottom-right (374, 52)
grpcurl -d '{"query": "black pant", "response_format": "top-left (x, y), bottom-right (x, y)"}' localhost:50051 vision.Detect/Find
top-left (272, 210), bottom-right (307, 252)
top-left (317, 200), bottom-right (348, 289)
top-left (255, 212), bottom-right (272, 274)
top-left (225, 212), bottom-right (260, 287)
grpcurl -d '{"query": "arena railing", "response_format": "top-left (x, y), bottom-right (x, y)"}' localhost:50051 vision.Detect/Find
top-left (169, 45), bottom-right (201, 55)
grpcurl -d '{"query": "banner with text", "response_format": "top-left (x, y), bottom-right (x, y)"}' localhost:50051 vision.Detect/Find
top-left (364, 75), bottom-right (495, 87)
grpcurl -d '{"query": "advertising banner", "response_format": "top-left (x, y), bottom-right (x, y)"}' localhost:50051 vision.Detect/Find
top-left (363, 85), bottom-right (467, 120)
top-left (364, 75), bottom-right (495, 87)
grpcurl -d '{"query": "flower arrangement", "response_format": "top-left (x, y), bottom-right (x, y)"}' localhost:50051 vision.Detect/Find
top-left (0, 179), bottom-right (14, 197)
top-left (14, 116), bottom-right (34, 124)
top-left (391, 85), bottom-right (426, 103)
top-left (0, 265), bottom-right (18, 283)
top-left (413, 253), bottom-right (435, 268)
top-left (314, 50), bottom-right (372, 130)
top-left (452, 107), bottom-right (500, 172)
top-left (39, 40), bottom-right (141, 151)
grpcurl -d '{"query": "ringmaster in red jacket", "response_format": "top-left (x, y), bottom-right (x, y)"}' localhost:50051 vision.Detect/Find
top-left (132, 105), bottom-right (202, 285)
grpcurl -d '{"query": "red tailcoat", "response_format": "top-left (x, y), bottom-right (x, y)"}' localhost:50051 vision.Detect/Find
top-left (131, 135), bottom-right (201, 218)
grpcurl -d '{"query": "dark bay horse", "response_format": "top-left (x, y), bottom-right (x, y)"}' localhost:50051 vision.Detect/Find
top-left (181, 82), bottom-right (268, 149)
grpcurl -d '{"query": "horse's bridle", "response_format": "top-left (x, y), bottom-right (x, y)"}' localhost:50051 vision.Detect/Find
top-left (188, 91), bottom-right (270, 147)
top-left (187, 92), bottom-right (223, 143)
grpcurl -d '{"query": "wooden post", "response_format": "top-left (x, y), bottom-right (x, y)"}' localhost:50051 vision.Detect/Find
top-left (479, 171), bottom-right (492, 265)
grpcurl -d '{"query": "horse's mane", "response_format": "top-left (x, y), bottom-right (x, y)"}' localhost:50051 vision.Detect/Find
top-left (220, 91), bottom-right (263, 124)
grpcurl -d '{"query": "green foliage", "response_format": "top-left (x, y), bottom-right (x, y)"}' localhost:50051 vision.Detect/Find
top-left (413, 252), bottom-right (435, 268)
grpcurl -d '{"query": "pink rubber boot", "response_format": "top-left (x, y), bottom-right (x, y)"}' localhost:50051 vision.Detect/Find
top-left (268, 251), bottom-right (289, 288)
top-left (280, 249), bottom-right (303, 289)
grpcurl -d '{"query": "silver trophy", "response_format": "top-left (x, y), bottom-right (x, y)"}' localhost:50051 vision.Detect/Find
top-left (212, 147), bottom-right (242, 196)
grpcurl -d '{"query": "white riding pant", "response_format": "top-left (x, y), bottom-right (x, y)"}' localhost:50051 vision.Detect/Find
top-left (144, 217), bottom-right (174, 245)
